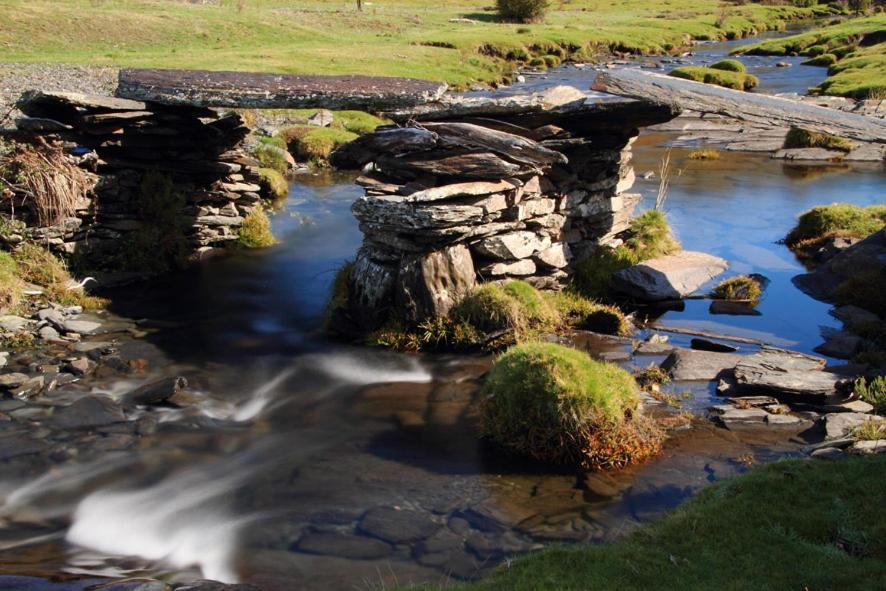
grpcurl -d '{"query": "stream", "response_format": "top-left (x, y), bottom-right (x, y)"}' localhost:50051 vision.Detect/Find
top-left (0, 32), bottom-right (884, 591)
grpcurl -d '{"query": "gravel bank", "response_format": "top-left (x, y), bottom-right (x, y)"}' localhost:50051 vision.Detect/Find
top-left (0, 63), bottom-right (118, 124)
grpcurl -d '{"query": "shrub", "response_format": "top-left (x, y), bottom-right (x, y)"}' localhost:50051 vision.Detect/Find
top-left (119, 171), bottom-right (189, 273)
top-left (713, 275), bottom-right (763, 305)
top-left (710, 59), bottom-right (746, 73)
top-left (257, 167), bottom-right (288, 201)
top-left (688, 149), bottom-right (721, 160)
top-left (783, 127), bottom-right (854, 152)
top-left (786, 203), bottom-right (886, 248)
top-left (496, 0), bottom-right (549, 23)
top-left (669, 66), bottom-right (759, 90)
top-left (0, 251), bottom-right (23, 314)
top-left (855, 376), bottom-right (886, 415)
top-left (238, 207), bottom-right (276, 249)
top-left (481, 342), bottom-right (662, 470)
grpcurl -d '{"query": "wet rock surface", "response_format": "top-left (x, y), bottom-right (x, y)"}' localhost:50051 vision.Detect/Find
top-left (613, 251), bottom-right (728, 301)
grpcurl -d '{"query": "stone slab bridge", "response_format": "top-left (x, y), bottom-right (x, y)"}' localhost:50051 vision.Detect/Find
top-left (10, 68), bottom-right (879, 320)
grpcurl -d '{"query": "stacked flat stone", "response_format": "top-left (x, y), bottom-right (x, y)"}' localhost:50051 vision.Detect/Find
top-left (335, 87), bottom-right (680, 328)
top-left (7, 90), bottom-right (262, 259)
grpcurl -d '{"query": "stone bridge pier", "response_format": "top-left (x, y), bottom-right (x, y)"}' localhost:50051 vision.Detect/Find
top-left (334, 87), bottom-right (680, 330)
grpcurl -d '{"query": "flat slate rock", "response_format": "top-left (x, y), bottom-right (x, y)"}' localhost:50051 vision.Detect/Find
top-left (613, 251), bottom-right (728, 301)
top-left (52, 395), bottom-right (126, 429)
top-left (660, 348), bottom-right (742, 381)
top-left (116, 69), bottom-right (448, 111)
top-left (824, 412), bottom-right (884, 440)
top-left (733, 348), bottom-right (847, 400)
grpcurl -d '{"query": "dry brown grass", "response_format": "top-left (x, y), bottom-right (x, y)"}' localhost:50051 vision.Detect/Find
top-left (2, 140), bottom-right (92, 227)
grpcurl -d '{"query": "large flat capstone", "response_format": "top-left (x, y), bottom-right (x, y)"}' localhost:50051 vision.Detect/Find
top-left (613, 251), bottom-right (728, 301)
top-left (116, 69), bottom-right (448, 111)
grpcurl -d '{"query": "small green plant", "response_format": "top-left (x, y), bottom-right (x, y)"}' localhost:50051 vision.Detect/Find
top-left (713, 275), bottom-right (763, 306)
top-left (481, 341), bottom-right (663, 470)
top-left (855, 376), bottom-right (886, 415)
top-left (851, 421), bottom-right (885, 441)
top-left (783, 127), bottom-right (854, 153)
top-left (688, 149), bottom-right (721, 160)
top-left (12, 243), bottom-right (106, 310)
top-left (257, 167), bottom-right (288, 201)
top-left (710, 59), bottom-right (746, 73)
top-left (496, 0), bottom-right (549, 23)
top-left (0, 331), bottom-right (36, 351)
top-left (635, 365), bottom-right (671, 390)
top-left (238, 207), bottom-right (277, 249)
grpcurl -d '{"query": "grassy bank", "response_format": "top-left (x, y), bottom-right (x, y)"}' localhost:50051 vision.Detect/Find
top-left (0, 0), bottom-right (841, 89)
top-left (420, 455), bottom-right (886, 591)
top-left (737, 14), bottom-right (886, 98)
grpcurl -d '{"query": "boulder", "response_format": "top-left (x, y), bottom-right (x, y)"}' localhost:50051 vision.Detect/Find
top-left (534, 243), bottom-right (571, 269)
top-left (814, 327), bottom-right (863, 359)
top-left (613, 251), bottom-right (728, 301)
top-left (307, 109), bottom-right (334, 127)
top-left (52, 395), bottom-right (126, 429)
top-left (794, 229), bottom-right (885, 303)
top-left (733, 348), bottom-right (848, 401)
top-left (396, 244), bottom-right (476, 323)
top-left (660, 348), bottom-right (741, 381)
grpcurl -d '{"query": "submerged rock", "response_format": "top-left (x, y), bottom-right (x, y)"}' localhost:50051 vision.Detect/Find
top-left (358, 506), bottom-right (441, 544)
top-left (52, 395), bottom-right (126, 429)
top-left (295, 531), bottom-right (392, 559)
top-left (613, 251), bottom-right (728, 301)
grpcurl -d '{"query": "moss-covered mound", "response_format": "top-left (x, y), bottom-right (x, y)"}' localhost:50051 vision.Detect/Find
top-left (784, 127), bottom-right (854, 153)
top-left (669, 66), bottom-right (759, 90)
top-left (710, 59), bottom-right (746, 73)
top-left (786, 203), bottom-right (886, 252)
top-left (712, 275), bottom-right (764, 306)
top-left (481, 342), bottom-right (662, 470)
top-left (257, 167), bottom-right (288, 201)
top-left (280, 126), bottom-right (359, 165)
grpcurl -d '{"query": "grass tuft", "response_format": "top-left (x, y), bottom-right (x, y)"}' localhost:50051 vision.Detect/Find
top-left (783, 127), bottom-right (855, 153)
top-left (713, 275), bottom-right (763, 306)
top-left (238, 207), bottom-right (277, 249)
top-left (688, 149), bottom-right (721, 160)
top-left (786, 203), bottom-right (886, 250)
top-left (710, 58), bottom-right (745, 72)
top-left (295, 128), bottom-right (359, 165)
top-left (256, 167), bottom-right (288, 201)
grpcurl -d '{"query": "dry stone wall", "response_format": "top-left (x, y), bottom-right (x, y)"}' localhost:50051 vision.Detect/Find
top-left (335, 89), bottom-right (679, 329)
top-left (2, 90), bottom-right (265, 266)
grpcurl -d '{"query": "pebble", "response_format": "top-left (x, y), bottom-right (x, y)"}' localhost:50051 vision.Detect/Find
top-left (61, 319), bottom-right (102, 335)
top-left (357, 506), bottom-right (442, 544)
top-left (0, 373), bottom-right (30, 389)
top-left (850, 440), bottom-right (886, 455)
top-left (810, 447), bottom-right (845, 460)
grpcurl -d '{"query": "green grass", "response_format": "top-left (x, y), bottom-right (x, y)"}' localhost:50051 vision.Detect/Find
top-left (252, 142), bottom-right (289, 175)
top-left (256, 167), bottom-right (288, 201)
top-left (669, 65), bottom-right (759, 90)
top-left (0, 0), bottom-right (842, 89)
top-left (783, 127), bottom-right (854, 153)
top-left (786, 203), bottom-right (886, 249)
top-left (737, 14), bottom-right (886, 98)
top-left (0, 251), bottom-right (23, 314)
top-left (481, 341), bottom-right (661, 470)
top-left (421, 455), bottom-right (886, 591)
top-left (237, 207), bottom-right (277, 249)
top-left (293, 128), bottom-right (359, 164)
top-left (572, 209), bottom-right (680, 300)
top-left (687, 149), bottom-right (720, 160)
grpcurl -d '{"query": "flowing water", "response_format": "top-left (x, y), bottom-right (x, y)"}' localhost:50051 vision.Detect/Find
top-left (0, 35), bottom-right (884, 590)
